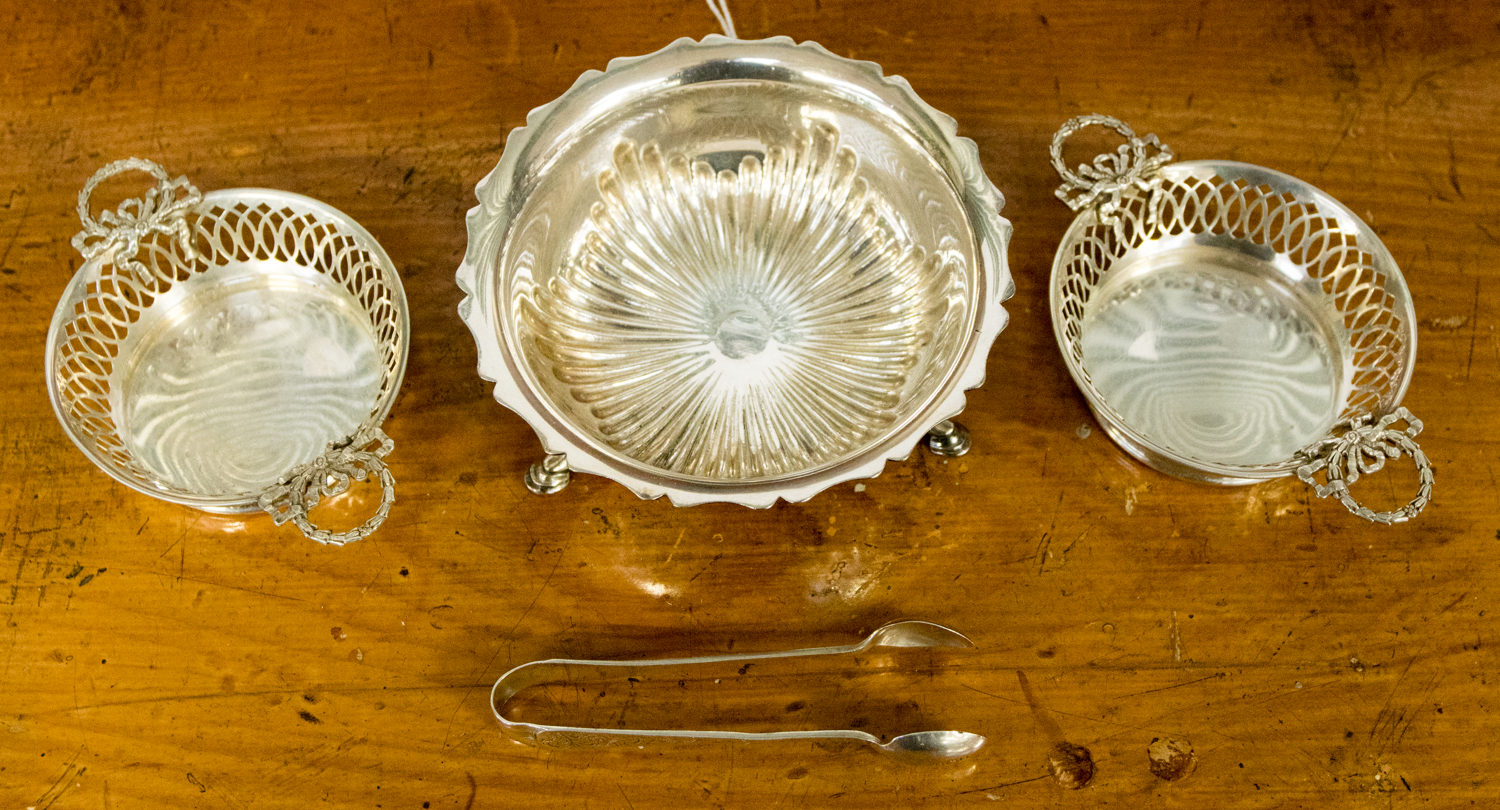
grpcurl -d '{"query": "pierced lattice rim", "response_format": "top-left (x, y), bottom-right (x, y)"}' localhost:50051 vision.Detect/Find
top-left (46, 188), bottom-right (410, 513)
top-left (1049, 159), bottom-right (1417, 481)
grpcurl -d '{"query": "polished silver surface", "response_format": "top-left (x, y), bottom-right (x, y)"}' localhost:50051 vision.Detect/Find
top-left (458, 36), bottom-right (1012, 507)
top-left (524, 452), bottom-right (572, 495)
top-left (924, 419), bottom-right (971, 457)
top-left (490, 619), bottom-right (985, 760)
top-left (1049, 115), bottom-right (1430, 523)
top-left (47, 159), bottom-right (409, 544)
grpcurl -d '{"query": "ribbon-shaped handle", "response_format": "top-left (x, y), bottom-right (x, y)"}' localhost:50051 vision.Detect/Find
top-left (1050, 114), bottom-right (1175, 225)
top-left (1294, 408), bottom-right (1434, 525)
top-left (71, 158), bottom-right (203, 284)
top-left (258, 429), bottom-right (397, 546)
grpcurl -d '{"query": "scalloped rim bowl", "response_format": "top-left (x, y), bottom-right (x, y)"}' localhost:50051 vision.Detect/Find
top-left (456, 35), bottom-right (1013, 507)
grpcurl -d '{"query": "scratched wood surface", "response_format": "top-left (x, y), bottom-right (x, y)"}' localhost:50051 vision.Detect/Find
top-left (2, 0), bottom-right (1498, 807)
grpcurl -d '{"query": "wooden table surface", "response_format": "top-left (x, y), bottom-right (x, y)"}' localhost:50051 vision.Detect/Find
top-left (3, 1), bottom-right (1498, 807)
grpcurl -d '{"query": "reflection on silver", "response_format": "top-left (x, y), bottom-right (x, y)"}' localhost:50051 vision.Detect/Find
top-left (1079, 258), bottom-right (1336, 467)
top-left (491, 619), bottom-right (986, 760)
top-left (458, 36), bottom-right (1013, 507)
top-left (1049, 115), bottom-right (1431, 523)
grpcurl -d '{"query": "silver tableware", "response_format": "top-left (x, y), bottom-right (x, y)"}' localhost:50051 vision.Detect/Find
top-left (46, 159), bottom-right (409, 544)
top-left (491, 619), bottom-right (986, 759)
top-left (1049, 115), bottom-right (1432, 523)
top-left (457, 35), bottom-right (1013, 507)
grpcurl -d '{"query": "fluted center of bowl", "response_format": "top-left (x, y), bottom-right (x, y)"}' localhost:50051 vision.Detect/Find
top-left (512, 115), bottom-right (975, 483)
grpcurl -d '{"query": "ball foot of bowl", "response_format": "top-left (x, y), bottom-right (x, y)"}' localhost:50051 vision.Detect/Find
top-left (525, 453), bottom-right (572, 495)
top-left (924, 420), bottom-right (972, 457)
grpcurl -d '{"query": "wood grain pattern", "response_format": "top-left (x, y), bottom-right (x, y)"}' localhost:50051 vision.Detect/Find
top-left (2, 1), bottom-right (1498, 807)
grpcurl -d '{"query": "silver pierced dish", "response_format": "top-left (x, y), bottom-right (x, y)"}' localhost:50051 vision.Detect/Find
top-left (1049, 115), bottom-right (1432, 524)
top-left (46, 159), bottom-right (409, 544)
top-left (457, 36), bottom-right (1013, 507)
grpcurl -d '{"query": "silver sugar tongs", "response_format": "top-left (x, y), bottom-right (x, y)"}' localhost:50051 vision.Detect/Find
top-left (491, 620), bottom-right (986, 759)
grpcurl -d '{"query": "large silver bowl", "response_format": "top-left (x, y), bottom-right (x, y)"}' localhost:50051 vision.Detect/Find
top-left (457, 36), bottom-right (1013, 507)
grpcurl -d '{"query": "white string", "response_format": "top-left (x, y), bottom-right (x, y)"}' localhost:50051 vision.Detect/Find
top-left (706, 0), bottom-right (737, 38)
